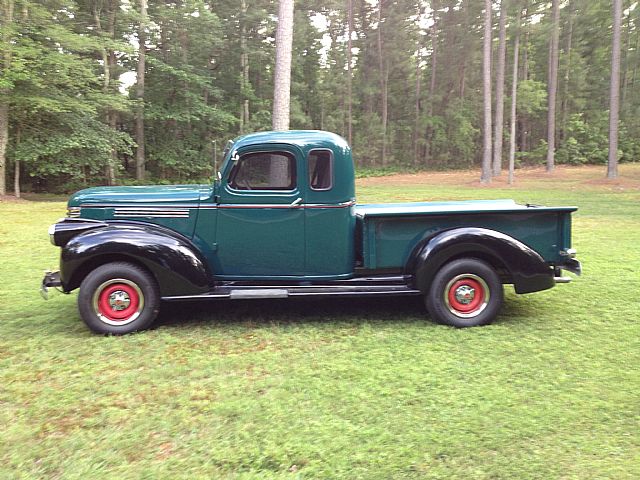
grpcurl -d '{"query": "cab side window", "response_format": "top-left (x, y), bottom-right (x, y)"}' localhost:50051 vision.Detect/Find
top-left (308, 150), bottom-right (333, 191)
top-left (229, 152), bottom-right (296, 190)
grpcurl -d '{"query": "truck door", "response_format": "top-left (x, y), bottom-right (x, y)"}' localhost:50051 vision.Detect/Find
top-left (215, 146), bottom-right (305, 277)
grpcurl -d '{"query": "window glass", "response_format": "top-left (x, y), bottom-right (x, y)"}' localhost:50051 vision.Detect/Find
top-left (229, 152), bottom-right (296, 190)
top-left (308, 150), bottom-right (333, 190)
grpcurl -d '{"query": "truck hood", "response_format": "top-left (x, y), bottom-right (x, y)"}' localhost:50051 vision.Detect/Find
top-left (68, 185), bottom-right (209, 207)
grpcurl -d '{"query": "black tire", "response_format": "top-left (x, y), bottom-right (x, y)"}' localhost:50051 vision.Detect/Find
top-left (77, 262), bottom-right (160, 335)
top-left (426, 258), bottom-right (503, 328)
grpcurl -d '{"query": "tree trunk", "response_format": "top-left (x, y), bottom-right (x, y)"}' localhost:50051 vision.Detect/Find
top-left (458, 0), bottom-right (469, 99)
top-left (560, 1), bottom-right (573, 142)
top-left (608, 0), bottom-right (622, 179)
top-left (377, 0), bottom-right (388, 166)
top-left (240, 0), bottom-right (249, 133)
top-left (519, 1), bottom-right (530, 152)
top-left (13, 158), bottom-right (19, 198)
top-left (135, 0), bottom-right (147, 181)
top-left (13, 123), bottom-right (20, 197)
top-left (621, 0), bottom-right (631, 110)
top-left (346, 0), bottom-right (353, 145)
top-left (0, 102), bottom-right (7, 198)
top-left (95, 1), bottom-right (117, 185)
top-left (492, 0), bottom-right (507, 176)
top-left (178, 27), bottom-right (190, 137)
top-left (631, 16), bottom-right (640, 91)
top-left (0, 0), bottom-right (15, 197)
top-left (272, 0), bottom-right (295, 131)
top-left (425, 4), bottom-right (438, 164)
top-left (481, 0), bottom-right (492, 183)
top-left (508, 8), bottom-right (521, 185)
top-left (428, 4), bottom-right (438, 116)
top-left (546, 0), bottom-right (560, 173)
top-left (413, 48), bottom-right (421, 166)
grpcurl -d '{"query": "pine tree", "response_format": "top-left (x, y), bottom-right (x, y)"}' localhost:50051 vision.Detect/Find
top-left (273, 0), bottom-right (295, 131)
top-left (546, 0), bottom-right (560, 173)
top-left (608, 0), bottom-right (622, 179)
top-left (481, 0), bottom-right (493, 183)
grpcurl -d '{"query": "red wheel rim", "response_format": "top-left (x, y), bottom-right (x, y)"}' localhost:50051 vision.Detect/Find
top-left (97, 283), bottom-right (140, 322)
top-left (447, 277), bottom-right (485, 314)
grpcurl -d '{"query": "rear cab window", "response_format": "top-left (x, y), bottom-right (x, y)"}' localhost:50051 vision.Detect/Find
top-left (308, 149), bottom-right (333, 191)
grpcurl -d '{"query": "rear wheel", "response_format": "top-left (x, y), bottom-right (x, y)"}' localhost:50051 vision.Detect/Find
top-left (78, 262), bottom-right (160, 335)
top-left (426, 258), bottom-right (503, 327)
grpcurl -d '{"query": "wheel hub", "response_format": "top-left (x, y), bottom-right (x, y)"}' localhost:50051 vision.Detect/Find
top-left (92, 279), bottom-right (144, 326)
top-left (454, 285), bottom-right (475, 305)
top-left (444, 274), bottom-right (490, 318)
top-left (108, 290), bottom-right (131, 311)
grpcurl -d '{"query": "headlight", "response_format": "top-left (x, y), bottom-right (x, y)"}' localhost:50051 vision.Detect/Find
top-left (48, 224), bottom-right (56, 245)
top-left (67, 206), bottom-right (81, 218)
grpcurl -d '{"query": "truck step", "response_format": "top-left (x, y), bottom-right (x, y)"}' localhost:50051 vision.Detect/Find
top-left (229, 289), bottom-right (289, 299)
top-left (162, 283), bottom-right (421, 302)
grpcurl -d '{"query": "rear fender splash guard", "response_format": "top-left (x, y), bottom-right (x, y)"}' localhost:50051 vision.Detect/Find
top-left (407, 227), bottom-right (555, 295)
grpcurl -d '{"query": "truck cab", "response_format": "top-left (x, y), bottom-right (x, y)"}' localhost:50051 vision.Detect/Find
top-left (44, 130), bottom-right (581, 335)
top-left (198, 131), bottom-right (356, 279)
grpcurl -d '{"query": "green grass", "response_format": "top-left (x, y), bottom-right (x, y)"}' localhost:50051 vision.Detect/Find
top-left (1, 166), bottom-right (639, 479)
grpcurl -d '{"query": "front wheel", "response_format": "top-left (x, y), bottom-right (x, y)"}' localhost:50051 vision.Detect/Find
top-left (426, 258), bottom-right (503, 328)
top-left (78, 262), bottom-right (160, 335)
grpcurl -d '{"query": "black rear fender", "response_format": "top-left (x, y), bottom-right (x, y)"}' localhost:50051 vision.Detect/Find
top-left (60, 222), bottom-right (212, 296)
top-left (406, 227), bottom-right (554, 294)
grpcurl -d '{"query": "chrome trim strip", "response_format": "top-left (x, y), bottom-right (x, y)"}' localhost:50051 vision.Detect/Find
top-left (67, 206), bottom-right (81, 218)
top-left (81, 200), bottom-right (356, 210)
top-left (113, 207), bottom-right (191, 218)
top-left (217, 200), bottom-right (355, 210)
top-left (554, 276), bottom-right (572, 283)
top-left (81, 203), bottom-right (201, 208)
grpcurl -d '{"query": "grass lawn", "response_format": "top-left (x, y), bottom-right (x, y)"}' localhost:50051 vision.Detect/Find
top-left (1, 165), bottom-right (639, 479)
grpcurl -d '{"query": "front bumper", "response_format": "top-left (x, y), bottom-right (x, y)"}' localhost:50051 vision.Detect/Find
top-left (40, 271), bottom-right (62, 300)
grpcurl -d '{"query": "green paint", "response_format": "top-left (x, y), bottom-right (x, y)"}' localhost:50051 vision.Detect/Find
top-left (66, 131), bottom-right (576, 279)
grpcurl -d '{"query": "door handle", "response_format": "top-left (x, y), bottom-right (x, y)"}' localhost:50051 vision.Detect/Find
top-left (290, 197), bottom-right (303, 208)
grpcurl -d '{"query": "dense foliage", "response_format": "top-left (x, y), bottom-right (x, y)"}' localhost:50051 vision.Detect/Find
top-left (0, 0), bottom-right (637, 192)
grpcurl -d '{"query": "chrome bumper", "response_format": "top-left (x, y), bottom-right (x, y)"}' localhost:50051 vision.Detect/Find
top-left (40, 271), bottom-right (62, 300)
top-left (553, 257), bottom-right (582, 285)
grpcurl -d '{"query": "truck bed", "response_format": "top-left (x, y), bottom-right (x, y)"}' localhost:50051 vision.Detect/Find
top-left (355, 199), bottom-right (577, 271)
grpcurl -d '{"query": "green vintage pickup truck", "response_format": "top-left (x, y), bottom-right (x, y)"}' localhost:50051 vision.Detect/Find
top-left (43, 130), bottom-right (581, 334)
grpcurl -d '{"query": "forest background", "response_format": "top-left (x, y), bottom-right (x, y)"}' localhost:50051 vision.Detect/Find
top-left (0, 0), bottom-right (636, 195)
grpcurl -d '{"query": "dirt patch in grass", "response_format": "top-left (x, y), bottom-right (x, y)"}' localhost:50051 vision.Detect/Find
top-left (0, 195), bottom-right (28, 203)
top-left (357, 164), bottom-right (640, 190)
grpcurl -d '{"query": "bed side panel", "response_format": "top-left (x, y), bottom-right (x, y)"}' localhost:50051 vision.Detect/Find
top-left (362, 211), bottom-right (566, 270)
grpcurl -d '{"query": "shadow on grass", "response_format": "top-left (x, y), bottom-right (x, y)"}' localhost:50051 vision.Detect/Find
top-left (154, 292), bottom-right (541, 331)
top-left (155, 295), bottom-right (427, 330)
top-left (23, 288), bottom-right (543, 338)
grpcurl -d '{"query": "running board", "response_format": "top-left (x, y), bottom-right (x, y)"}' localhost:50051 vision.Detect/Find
top-left (162, 283), bottom-right (421, 302)
top-left (230, 289), bottom-right (289, 299)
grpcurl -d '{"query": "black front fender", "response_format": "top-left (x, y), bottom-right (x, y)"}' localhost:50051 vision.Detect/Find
top-left (60, 222), bottom-right (212, 296)
top-left (406, 227), bottom-right (555, 295)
